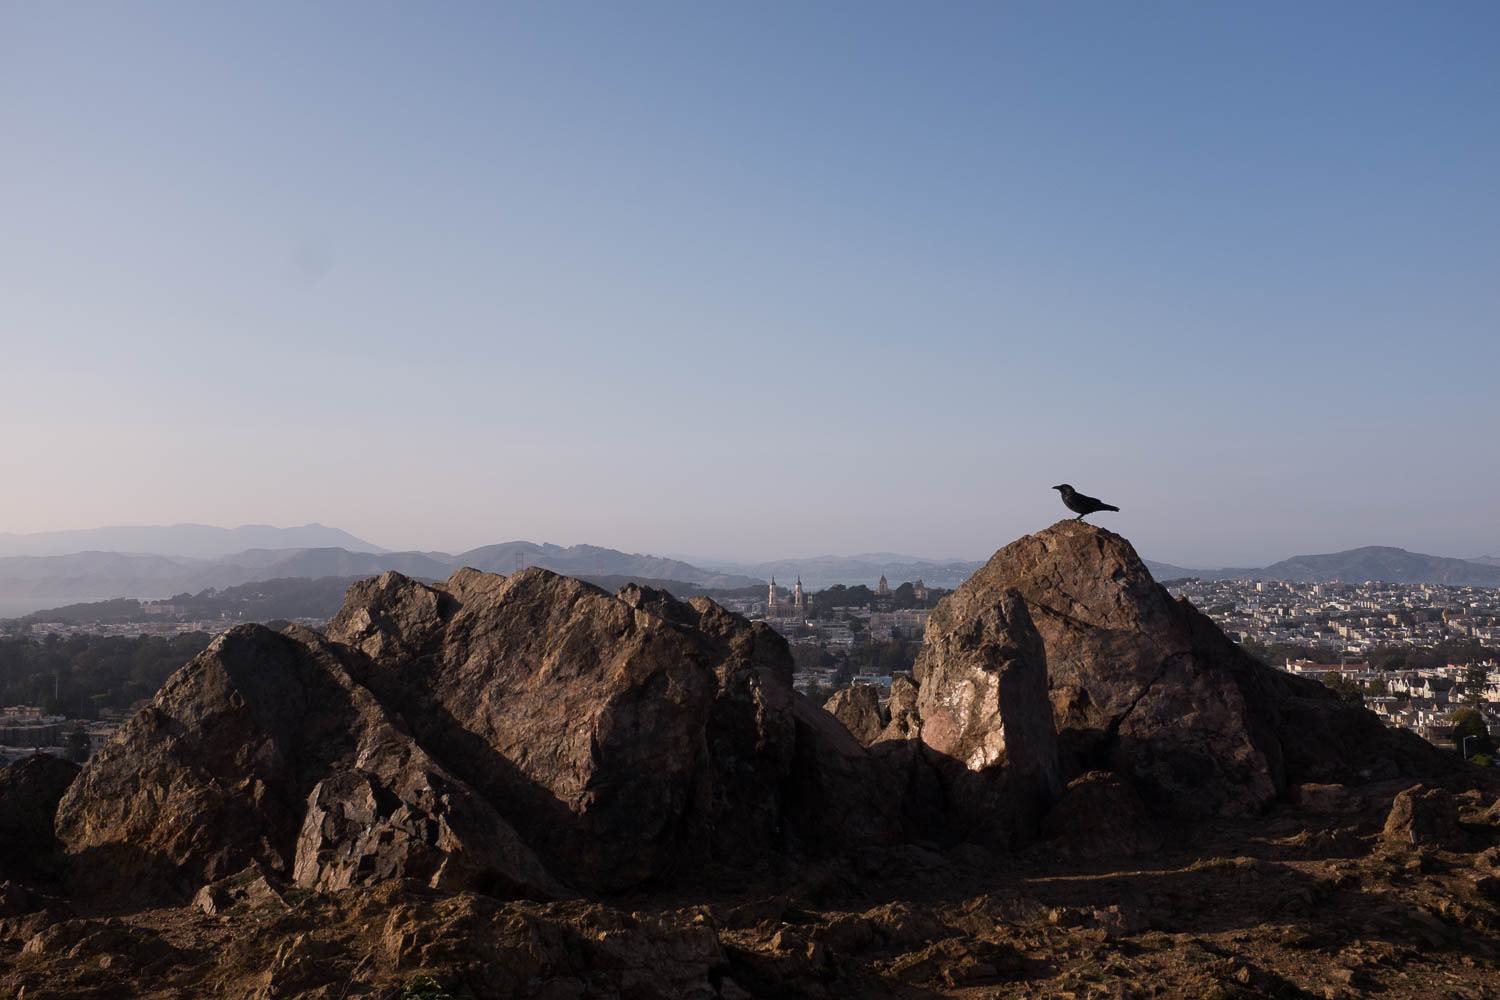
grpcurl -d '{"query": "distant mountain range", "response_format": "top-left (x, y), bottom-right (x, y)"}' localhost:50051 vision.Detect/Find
top-left (0, 540), bottom-right (762, 613)
top-left (0, 523), bottom-right (383, 558)
top-left (1147, 545), bottom-right (1500, 586)
top-left (4, 521), bottom-right (1500, 621)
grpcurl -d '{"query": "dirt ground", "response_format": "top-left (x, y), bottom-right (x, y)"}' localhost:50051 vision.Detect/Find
top-left (3, 782), bottom-right (1497, 1000)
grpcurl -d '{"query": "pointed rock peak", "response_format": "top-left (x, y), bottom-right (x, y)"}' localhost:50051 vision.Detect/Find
top-left (442, 565), bottom-right (505, 602)
top-left (972, 519), bottom-right (1172, 632)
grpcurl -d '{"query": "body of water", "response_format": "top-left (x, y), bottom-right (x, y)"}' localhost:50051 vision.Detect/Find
top-left (0, 598), bottom-right (70, 619)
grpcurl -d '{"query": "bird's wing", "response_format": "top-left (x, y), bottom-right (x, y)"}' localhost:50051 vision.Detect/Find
top-left (1075, 492), bottom-right (1101, 507)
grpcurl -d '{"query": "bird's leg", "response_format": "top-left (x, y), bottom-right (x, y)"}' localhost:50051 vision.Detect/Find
top-left (1075, 514), bottom-right (1085, 521)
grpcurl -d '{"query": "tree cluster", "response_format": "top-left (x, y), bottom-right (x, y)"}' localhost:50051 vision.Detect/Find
top-left (0, 632), bottom-right (210, 719)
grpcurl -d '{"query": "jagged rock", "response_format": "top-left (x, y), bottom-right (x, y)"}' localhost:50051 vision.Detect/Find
top-left (193, 863), bottom-right (289, 917)
top-left (1040, 770), bottom-right (1159, 859)
top-left (880, 673), bottom-right (921, 741)
top-left (0, 755), bottom-right (79, 879)
top-left (372, 891), bottom-right (728, 1000)
top-left (886, 935), bottom-right (1024, 987)
top-left (327, 569), bottom-right (815, 890)
top-left (1381, 785), bottom-right (1461, 849)
top-left (824, 685), bottom-right (888, 745)
top-left (52, 564), bottom-right (898, 903)
top-left (55, 624), bottom-right (559, 902)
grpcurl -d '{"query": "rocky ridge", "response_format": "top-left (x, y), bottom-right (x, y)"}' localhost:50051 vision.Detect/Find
top-left (0, 520), bottom-right (1495, 999)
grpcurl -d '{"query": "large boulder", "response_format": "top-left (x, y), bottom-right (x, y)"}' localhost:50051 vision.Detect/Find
top-left (910, 521), bottom-right (1456, 821)
top-left (932, 522), bottom-right (1279, 818)
top-left (328, 569), bottom-right (894, 889)
top-left (55, 625), bottom-right (558, 902)
top-left (0, 755), bottom-right (80, 879)
top-left (1381, 785), bottom-right (1462, 850)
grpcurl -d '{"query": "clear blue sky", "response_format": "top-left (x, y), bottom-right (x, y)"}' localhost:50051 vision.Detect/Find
top-left (2, 2), bottom-right (1497, 566)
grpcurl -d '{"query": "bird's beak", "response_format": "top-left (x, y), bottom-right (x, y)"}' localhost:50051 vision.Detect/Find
top-left (1051, 485), bottom-right (1063, 491)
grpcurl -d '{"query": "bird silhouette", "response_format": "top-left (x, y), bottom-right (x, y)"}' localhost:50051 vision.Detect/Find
top-left (1052, 484), bottom-right (1120, 521)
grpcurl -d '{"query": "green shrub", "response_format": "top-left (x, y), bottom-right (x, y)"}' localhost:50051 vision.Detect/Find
top-left (399, 977), bottom-right (456, 1000)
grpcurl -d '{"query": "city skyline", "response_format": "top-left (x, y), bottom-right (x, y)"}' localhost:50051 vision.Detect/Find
top-left (4, 3), bottom-right (1498, 567)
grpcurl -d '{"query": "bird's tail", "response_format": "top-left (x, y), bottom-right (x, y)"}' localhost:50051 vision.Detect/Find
top-left (1101, 504), bottom-right (1120, 512)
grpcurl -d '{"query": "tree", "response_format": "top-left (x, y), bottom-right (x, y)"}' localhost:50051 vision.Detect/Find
top-left (1449, 708), bottom-right (1494, 760)
top-left (832, 658), bottom-right (854, 687)
top-left (1466, 664), bottom-right (1488, 704)
top-left (66, 724), bottom-right (90, 763)
top-left (1321, 673), bottom-right (1363, 706)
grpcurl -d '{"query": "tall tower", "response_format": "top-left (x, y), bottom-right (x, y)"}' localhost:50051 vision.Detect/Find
top-left (767, 576), bottom-right (779, 614)
top-left (793, 575), bottom-right (805, 615)
top-left (877, 575), bottom-right (890, 596)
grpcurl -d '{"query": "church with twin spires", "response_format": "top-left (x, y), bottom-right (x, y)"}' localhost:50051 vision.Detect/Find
top-left (766, 575), bottom-right (807, 619)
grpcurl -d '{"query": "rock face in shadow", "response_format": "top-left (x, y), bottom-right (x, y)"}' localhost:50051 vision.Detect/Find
top-left (55, 624), bottom-right (558, 902)
top-left (908, 520), bottom-right (1456, 820)
top-left (1040, 770), bottom-right (1160, 860)
top-left (0, 755), bottom-right (79, 880)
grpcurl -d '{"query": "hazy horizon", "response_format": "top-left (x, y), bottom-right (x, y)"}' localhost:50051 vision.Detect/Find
top-left (4, 3), bottom-right (1497, 568)
top-left (2, 518), bottom-right (1498, 571)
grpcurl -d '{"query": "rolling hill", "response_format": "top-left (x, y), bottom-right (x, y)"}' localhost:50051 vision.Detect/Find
top-left (0, 523), bottom-right (384, 558)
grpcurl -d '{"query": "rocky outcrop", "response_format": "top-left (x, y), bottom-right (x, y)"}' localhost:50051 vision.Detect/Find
top-left (326, 569), bottom-right (889, 890)
top-left (56, 566), bottom-right (901, 902)
top-left (9, 524), bottom-right (1500, 1000)
top-left (881, 673), bottom-right (920, 741)
top-left (55, 624), bottom-right (558, 902)
top-left (909, 521), bottom-right (1455, 820)
top-left (47, 521), bottom-right (1468, 912)
top-left (0, 756), bottom-right (79, 879)
top-left (919, 522), bottom-right (1279, 818)
top-left (825, 685), bottom-right (888, 745)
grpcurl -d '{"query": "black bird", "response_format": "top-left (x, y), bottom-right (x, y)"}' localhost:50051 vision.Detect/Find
top-left (1052, 484), bottom-right (1120, 521)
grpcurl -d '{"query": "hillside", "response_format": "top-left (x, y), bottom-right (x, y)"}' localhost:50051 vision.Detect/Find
top-left (1250, 546), bottom-right (1500, 585)
top-left (2, 521), bottom-right (1495, 998)
top-left (0, 522), bottom-right (383, 558)
top-left (1150, 546), bottom-right (1500, 586)
top-left (453, 541), bottom-right (758, 587)
top-left (0, 543), bottom-right (760, 614)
